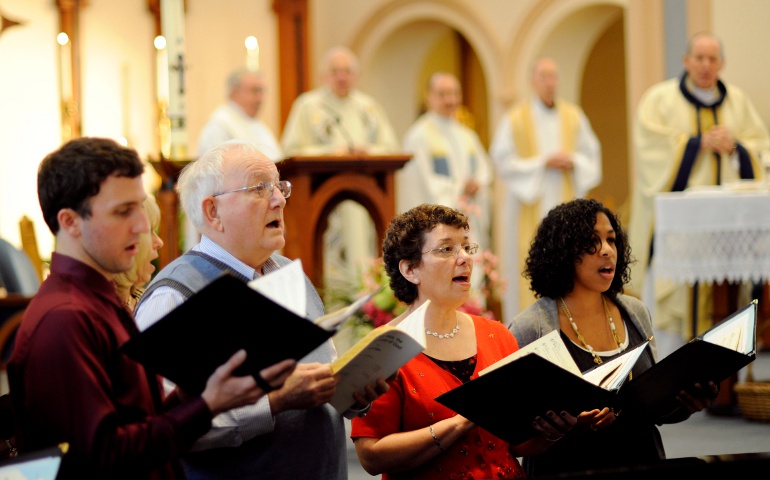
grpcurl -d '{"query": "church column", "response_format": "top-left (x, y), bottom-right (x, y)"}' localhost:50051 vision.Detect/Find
top-left (56, 0), bottom-right (83, 141)
top-left (272, 0), bottom-right (310, 133)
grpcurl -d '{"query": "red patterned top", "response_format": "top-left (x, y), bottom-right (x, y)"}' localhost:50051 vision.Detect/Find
top-left (351, 315), bottom-right (526, 479)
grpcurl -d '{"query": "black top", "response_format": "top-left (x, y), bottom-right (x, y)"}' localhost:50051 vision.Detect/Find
top-left (428, 354), bottom-right (478, 384)
top-left (523, 307), bottom-right (666, 477)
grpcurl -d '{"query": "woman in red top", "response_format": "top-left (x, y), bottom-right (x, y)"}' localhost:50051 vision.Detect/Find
top-left (351, 204), bottom-right (575, 479)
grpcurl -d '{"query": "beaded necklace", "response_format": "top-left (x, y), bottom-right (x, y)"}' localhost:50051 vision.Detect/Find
top-left (425, 316), bottom-right (460, 339)
top-left (558, 295), bottom-right (623, 365)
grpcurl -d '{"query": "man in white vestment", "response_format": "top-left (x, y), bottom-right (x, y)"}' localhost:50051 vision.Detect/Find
top-left (186, 69), bottom-right (285, 250)
top-left (399, 72), bottom-right (492, 264)
top-left (197, 68), bottom-right (283, 161)
top-left (490, 57), bottom-right (602, 324)
top-left (628, 32), bottom-right (770, 356)
top-left (281, 47), bottom-right (399, 293)
top-left (281, 47), bottom-right (398, 156)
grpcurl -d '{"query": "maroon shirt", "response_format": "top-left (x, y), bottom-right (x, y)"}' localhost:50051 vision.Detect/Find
top-left (8, 253), bottom-right (212, 479)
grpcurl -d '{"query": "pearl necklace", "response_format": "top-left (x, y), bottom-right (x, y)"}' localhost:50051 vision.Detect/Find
top-left (425, 316), bottom-right (460, 339)
top-left (559, 295), bottom-right (623, 365)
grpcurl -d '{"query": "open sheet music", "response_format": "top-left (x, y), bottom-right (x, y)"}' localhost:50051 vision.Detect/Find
top-left (619, 300), bottom-right (758, 420)
top-left (437, 300), bottom-right (757, 444)
top-left (328, 301), bottom-right (427, 412)
top-left (437, 331), bottom-right (650, 444)
top-left (122, 260), bottom-right (378, 395)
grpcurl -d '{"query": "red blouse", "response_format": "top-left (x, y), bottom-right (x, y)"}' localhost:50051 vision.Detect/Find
top-left (351, 315), bottom-right (526, 479)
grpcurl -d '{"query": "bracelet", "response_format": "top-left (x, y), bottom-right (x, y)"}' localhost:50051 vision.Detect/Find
top-left (5, 439), bottom-right (17, 458)
top-left (429, 426), bottom-right (446, 452)
top-left (543, 432), bottom-right (563, 442)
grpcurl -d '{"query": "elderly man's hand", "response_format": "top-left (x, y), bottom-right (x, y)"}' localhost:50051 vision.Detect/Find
top-left (267, 362), bottom-right (339, 413)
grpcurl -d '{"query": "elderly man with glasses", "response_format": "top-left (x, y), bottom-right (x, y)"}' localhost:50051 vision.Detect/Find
top-left (134, 140), bottom-right (389, 480)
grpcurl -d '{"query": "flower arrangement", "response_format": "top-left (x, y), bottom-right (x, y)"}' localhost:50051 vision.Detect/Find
top-left (338, 249), bottom-right (506, 334)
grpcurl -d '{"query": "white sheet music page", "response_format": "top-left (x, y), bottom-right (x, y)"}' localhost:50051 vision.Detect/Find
top-left (479, 329), bottom-right (582, 376)
top-left (393, 300), bottom-right (429, 348)
top-left (247, 259), bottom-right (307, 318)
top-left (313, 286), bottom-right (384, 331)
top-left (582, 340), bottom-right (649, 390)
top-left (702, 302), bottom-right (756, 354)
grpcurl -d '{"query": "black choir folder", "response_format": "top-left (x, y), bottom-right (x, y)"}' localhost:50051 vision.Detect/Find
top-left (122, 261), bottom-right (379, 396)
top-left (436, 300), bottom-right (757, 445)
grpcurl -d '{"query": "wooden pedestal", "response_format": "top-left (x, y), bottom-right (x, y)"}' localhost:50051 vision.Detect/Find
top-left (278, 155), bottom-right (410, 288)
top-left (149, 157), bottom-right (193, 270)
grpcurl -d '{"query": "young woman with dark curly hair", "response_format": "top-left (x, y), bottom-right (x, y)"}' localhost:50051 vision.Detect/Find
top-left (351, 204), bottom-right (576, 480)
top-left (509, 198), bottom-right (719, 477)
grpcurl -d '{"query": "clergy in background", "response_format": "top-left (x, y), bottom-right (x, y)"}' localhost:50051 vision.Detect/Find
top-left (490, 57), bottom-right (602, 324)
top-left (281, 46), bottom-right (399, 294)
top-left (197, 68), bottom-right (283, 161)
top-left (281, 46), bottom-right (398, 156)
top-left (628, 32), bottom-right (770, 356)
top-left (398, 72), bottom-right (492, 257)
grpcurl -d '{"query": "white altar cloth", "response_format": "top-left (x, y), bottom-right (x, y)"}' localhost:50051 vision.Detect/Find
top-left (654, 186), bottom-right (770, 286)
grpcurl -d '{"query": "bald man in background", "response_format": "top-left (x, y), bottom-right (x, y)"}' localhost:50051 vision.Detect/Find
top-left (399, 72), bottom-right (492, 254)
top-left (490, 57), bottom-right (602, 324)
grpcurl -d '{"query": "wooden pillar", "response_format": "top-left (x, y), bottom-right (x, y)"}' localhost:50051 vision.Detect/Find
top-left (273, 0), bottom-right (309, 132)
top-left (56, 0), bottom-right (83, 140)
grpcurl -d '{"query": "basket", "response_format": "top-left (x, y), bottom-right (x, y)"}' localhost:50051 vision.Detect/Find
top-left (734, 363), bottom-right (770, 422)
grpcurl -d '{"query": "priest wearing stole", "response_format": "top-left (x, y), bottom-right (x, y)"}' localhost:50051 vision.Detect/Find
top-left (398, 72), bottom-right (493, 260)
top-left (628, 32), bottom-right (770, 356)
top-left (490, 57), bottom-right (602, 323)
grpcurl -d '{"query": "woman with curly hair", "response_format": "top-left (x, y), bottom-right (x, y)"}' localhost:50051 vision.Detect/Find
top-left (510, 198), bottom-right (718, 477)
top-left (351, 204), bottom-right (575, 480)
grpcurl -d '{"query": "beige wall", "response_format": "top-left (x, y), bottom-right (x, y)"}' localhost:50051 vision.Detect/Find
top-left (1, 0), bottom-right (769, 261)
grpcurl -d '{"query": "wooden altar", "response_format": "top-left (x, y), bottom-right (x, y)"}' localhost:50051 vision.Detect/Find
top-left (279, 155), bottom-right (410, 287)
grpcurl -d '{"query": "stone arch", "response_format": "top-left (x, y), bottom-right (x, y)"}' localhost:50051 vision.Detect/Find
top-left (503, 0), bottom-right (628, 108)
top-left (345, 0), bottom-right (504, 137)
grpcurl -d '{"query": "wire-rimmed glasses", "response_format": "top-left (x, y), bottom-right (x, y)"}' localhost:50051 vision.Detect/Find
top-left (421, 243), bottom-right (479, 258)
top-left (212, 180), bottom-right (292, 199)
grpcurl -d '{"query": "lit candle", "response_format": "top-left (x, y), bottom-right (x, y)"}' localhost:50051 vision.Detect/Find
top-left (154, 35), bottom-right (169, 102)
top-left (57, 32), bottom-right (72, 100)
top-left (160, 0), bottom-right (188, 159)
top-left (245, 36), bottom-right (259, 71)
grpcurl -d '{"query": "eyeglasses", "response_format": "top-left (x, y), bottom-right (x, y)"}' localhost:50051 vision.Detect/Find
top-left (212, 180), bottom-right (292, 199)
top-left (421, 243), bottom-right (479, 258)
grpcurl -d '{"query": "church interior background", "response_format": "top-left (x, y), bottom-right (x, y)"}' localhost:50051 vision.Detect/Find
top-left (1, 0), bottom-right (770, 324)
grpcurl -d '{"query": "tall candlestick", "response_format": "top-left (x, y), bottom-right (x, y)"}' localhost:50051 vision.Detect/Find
top-left (154, 35), bottom-right (169, 102)
top-left (57, 31), bottom-right (74, 142)
top-left (57, 32), bottom-right (72, 100)
top-left (160, 0), bottom-right (188, 159)
top-left (245, 36), bottom-right (259, 71)
top-left (154, 35), bottom-right (170, 159)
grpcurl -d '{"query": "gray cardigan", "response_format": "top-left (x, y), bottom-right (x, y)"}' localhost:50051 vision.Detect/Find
top-left (508, 294), bottom-right (658, 362)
